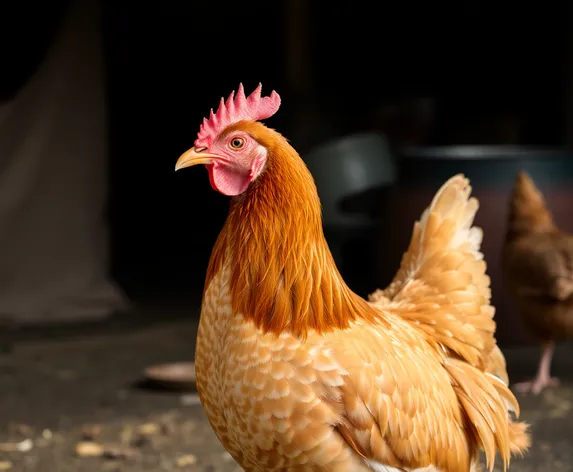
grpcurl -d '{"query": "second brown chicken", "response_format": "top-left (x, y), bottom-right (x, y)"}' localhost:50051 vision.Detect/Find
top-left (503, 170), bottom-right (573, 394)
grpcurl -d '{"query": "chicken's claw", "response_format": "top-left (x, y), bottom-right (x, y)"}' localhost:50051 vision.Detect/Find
top-left (513, 376), bottom-right (560, 395)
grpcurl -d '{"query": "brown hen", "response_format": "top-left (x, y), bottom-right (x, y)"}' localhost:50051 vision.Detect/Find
top-left (503, 170), bottom-right (573, 394)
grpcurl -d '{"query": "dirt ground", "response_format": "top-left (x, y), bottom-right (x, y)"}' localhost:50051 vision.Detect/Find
top-left (0, 319), bottom-right (572, 471)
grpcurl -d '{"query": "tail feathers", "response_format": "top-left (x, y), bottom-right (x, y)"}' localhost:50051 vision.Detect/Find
top-left (445, 359), bottom-right (530, 472)
top-left (485, 344), bottom-right (509, 386)
top-left (370, 174), bottom-right (495, 369)
top-left (507, 421), bottom-right (531, 456)
top-left (370, 174), bottom-right (530, 468)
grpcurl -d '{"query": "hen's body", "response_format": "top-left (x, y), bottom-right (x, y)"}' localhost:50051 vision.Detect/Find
top-left (504, 233), bottom-right (573, 340)
top-left (503, 171), bottom-right (573, 393)
top-left (189, 122), bottom-right (528, 472)
top-left (198, 262), bottom-right (471, 471)
top-left (174, 86), bottom-right (528, 470)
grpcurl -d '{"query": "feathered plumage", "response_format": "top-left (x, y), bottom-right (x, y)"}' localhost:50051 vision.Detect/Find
top-left (176, 85), bottom-right (530, 471)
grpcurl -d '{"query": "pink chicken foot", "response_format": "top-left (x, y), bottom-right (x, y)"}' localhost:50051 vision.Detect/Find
top-left (514, 341), bottom-right (559, 395)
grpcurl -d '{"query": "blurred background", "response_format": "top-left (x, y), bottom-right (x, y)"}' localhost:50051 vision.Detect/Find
top-left (106, 0), bottom-right (569, 346)
top-left (0, 0), bottom-right (572, 470)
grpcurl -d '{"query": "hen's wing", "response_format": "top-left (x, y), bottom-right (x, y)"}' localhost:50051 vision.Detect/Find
top-left (326, 320), bottom-right (525, 472)
top-left (332, 323), bottom-right (480, 471)
top-left (485, 344), bottom-right (509, 385)
top-left (504, 234), bottom-right (573, 301)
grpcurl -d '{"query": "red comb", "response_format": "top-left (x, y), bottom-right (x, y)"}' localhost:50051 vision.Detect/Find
top-left (195, 83), bottom-right (281, 148)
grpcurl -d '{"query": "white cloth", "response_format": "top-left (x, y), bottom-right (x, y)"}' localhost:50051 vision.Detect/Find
top-left (0, 0), bottom-right (128, 325)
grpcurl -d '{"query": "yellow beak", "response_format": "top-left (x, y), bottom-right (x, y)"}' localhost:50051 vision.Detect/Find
top-left (175, 147), bottom-right (220, 171)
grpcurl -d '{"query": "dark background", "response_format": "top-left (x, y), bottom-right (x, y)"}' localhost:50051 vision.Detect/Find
top-left (1, 0), bottom-right (570, 344)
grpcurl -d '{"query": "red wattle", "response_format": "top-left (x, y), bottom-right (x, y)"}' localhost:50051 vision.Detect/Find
top-left (206, 163), bottom-right (251, 196)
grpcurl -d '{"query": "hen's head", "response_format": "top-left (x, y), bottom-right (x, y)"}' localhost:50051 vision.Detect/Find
top-left (175, 83), bottom-right (281, 196)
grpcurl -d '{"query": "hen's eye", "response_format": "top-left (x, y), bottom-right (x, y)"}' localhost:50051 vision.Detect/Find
top-left (230, 137), bottom-right (245, 149)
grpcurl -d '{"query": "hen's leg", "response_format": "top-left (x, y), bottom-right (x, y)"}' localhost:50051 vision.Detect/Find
top-left (514, 341), bottom-right (559, 395)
